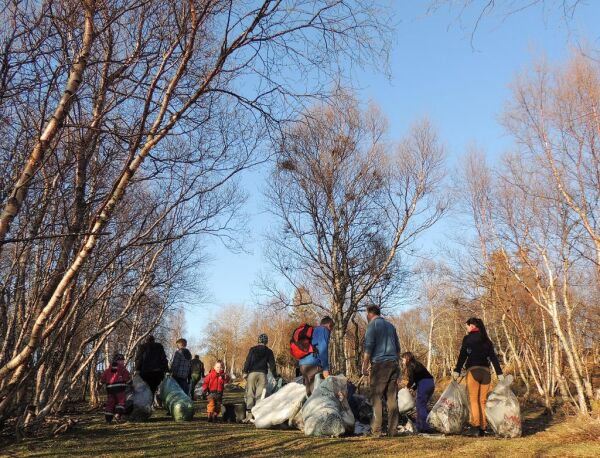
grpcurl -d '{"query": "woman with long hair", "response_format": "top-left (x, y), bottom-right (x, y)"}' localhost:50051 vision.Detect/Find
top-left (401, 351), bottom-right (435, 433)
top-left (453, 317), bottom-right (504, 436)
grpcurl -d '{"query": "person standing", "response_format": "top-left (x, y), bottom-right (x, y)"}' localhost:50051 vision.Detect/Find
top-left (190, 355), bottom-right (205, 398)
top-left (299, 316), bottom-right (334, 396)
top-left (202, 360), bottom-right (230, 422)
top-left (401, 351), bottom-right (435, 433)
top-left (453, 317), bottom-right (504, 437)
top-left (361, 305), bottom-right (401, 437)
top-left (134, 335), bottom-right (168, 397)
top-left (242, 333), bottom-right (277, 422)
top-left (170, 338), bottom-right (192, 395)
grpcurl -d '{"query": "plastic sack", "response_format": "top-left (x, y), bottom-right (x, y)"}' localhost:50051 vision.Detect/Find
top-left (266, 374), bottom-right (284, 396)
top-left (354, 422), bottom-right (371, 435)
top-left (486, 375), bottom-right (522, 438)
top-left (397, 417), bottom-right (416, 435)
top-left (301, 375), bottom-right (355, 437)
top-left (252, 381), bottom-right (306, 429)
top-left (129, 375), bottom-right (153, 421)
top-left (159, 375), bottom-right (195, 421)
top-left (397, 388), bottom-right (416, 413)
top-left (427, 380), bottom-right (469, 434)
top-left (194, 379), bottom-right (205, 400)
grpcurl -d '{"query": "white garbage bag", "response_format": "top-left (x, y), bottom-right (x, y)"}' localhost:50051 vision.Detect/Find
top-left (302, 375), bottom-right (355, 437)
top-left (427, 380), bottom-right (469, 434)
top-left (397, 388), bottom-right (416, 413)
top-left (252, 381), bottom-right (306, 429)
top-left (129, 375), bottom-right (153, 421)
top-left (486, 375), bottom-right (522, 438)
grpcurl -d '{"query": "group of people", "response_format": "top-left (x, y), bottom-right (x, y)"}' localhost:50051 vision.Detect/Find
top-left (99, 307), bottom-right (504, 438)
top-left (356, 306), bottom-right (502, 437)
top-left (241, 305), bottom-right (503, 438)
top-left (98, 336), bottom-right (208, 423)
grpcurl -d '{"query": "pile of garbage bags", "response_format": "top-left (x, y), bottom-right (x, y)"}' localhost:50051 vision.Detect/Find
top-left (427, 380), bottom-right (469, 434)
top-left (159, 375), bottom-right (195, 421)
top-left (301, 375), bottom-right (354, 437)
top-left (249, 372), bottom-right (521, 439)
top-left (486, 375), bottom-right (522, 438)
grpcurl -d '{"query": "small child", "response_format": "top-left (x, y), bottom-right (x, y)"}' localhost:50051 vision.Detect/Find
top-left (401, 351), bottom-right (435, 433)
top-left (99, 353), bottom-right (132, 423)
top-left (201, 360), bottom-right (230, 422)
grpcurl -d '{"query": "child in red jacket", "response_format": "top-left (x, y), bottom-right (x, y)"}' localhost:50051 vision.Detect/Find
top-left (99, 353), bottom-right (131, 423)
top-left (202, 360), bottom-right (230, 422)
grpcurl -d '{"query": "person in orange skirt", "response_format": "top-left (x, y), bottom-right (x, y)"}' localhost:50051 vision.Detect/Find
top-left (202, 360), bottom-right (230, 422)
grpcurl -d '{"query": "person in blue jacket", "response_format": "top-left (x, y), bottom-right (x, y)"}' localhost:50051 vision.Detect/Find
top-left (299, 316), bottom-right (334, 396)
top-left (361, 305), bottom-right (401, 437)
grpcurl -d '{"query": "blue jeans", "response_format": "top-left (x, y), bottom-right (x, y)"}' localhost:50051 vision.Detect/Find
top-left (416, 378), bottom-right (435, 432)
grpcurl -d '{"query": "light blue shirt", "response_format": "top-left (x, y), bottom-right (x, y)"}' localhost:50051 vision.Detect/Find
top-left (364, 316), bottom-right (400, 363)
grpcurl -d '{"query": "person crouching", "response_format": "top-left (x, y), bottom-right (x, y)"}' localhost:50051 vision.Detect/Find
top-left (401, 352), bottom-right (435, 433)
top-left (99, 353), bottom-right (132, 423)
top-left (202, 360), bottom-right (230, 422)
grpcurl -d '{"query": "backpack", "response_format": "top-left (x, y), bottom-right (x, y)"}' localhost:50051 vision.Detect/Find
top-left (290, 324), bottom-right (318, 360)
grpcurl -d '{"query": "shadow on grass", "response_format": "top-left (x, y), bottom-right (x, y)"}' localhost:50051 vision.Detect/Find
top-left (520, 408), bottom-right (554, 437)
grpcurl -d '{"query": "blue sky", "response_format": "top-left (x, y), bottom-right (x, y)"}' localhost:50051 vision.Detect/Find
top-left (184, 1), bottom-right (600, 338)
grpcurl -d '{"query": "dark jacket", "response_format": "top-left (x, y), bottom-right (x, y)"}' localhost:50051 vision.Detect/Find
top-left (243, 344), bottom-right (276, 377)
top-left (135, 341), bottom-right (168, 374)
top-left (170, 348), bottom-right (192, 380)
top-left (454, 330), bottom-right (503, 375)
top-left (191, 357), bottom-right (205, 377)
top-left (406, 361), bottom-right (433, 390)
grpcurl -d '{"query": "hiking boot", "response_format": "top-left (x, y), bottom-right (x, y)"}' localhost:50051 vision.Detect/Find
top-left (478, 428), bottom-right (486, 437)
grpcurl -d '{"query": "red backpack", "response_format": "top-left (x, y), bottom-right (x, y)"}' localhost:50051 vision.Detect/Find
top-left (290, 323), bottom-right (319, 360)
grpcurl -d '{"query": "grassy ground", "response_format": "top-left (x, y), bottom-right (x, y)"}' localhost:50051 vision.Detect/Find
top-left (2, 389), bottom-right (599, 458)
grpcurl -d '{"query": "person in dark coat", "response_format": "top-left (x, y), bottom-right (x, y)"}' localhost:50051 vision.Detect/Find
top-left (453, 317), bottom-right (504, 436)
top-left (170, 338), bottom-right (192, 394)
top-left (134, 335), bottom-right (168, 396)
top-left (242, 333), bottom-right (277, 422)
top-left (401, 352), bottom-right (434, 433)
top-left (190, 355), bottom-right (205, 398)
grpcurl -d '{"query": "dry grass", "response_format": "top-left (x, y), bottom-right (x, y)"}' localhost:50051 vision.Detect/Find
top-left (1, 392), bottom-right (599, 458)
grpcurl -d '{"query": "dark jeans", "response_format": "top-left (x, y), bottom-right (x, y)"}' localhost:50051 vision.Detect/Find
top-left (370, 360), bottom-right (400, 435)
top-left (140, 371), bottom-right (165, 396)
top-left (174, 376), bottom-right (190, 395)
top-left (415, 378), bottom-right (435, 432)
top-left (299, 365), bottom-right (321, 396)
